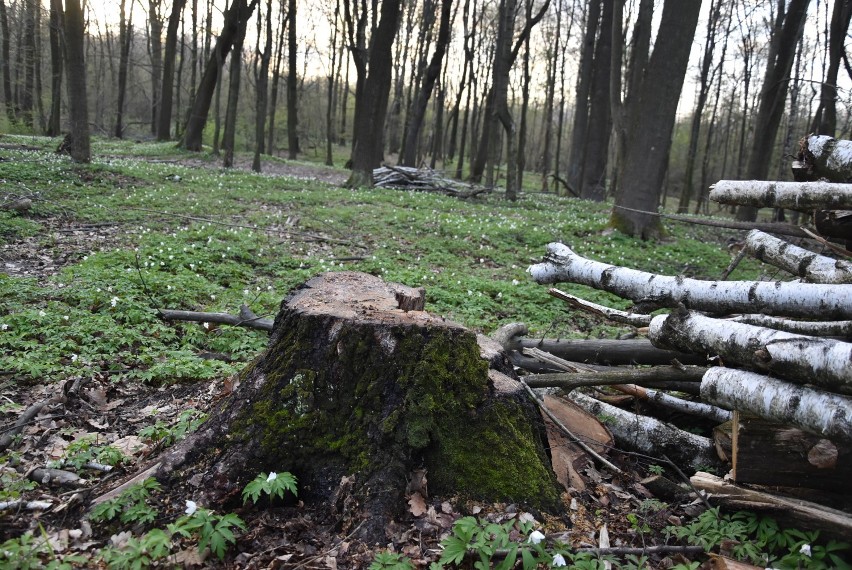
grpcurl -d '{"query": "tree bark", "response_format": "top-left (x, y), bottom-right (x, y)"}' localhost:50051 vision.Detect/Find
top-left (157, 0), bottom-right (188, 141)
top-left (180, 0), bottom-right (258, 151)
top-left (810, 0), bottom-right (852, 136)
top-left (710, 180), bottom-right (852, 211)
top-left (578, 0), bottom-right (611, 202)
top-left (286, 0), bottom-right (298, 159)
top-left (149, 272), bottom-right (560, 541)
top-left (570, 392), bottom-right (721, 471)
top-left (736, 0), bottom-right (811, 222)
top-left (221, 11), bottom-right (250, 168)
top-left (346, 0), bottom-right (404, 187)
top-left (700, 368), bottom-right (852, 444)
top-left (524, 366), bottom-right (706, 393)
top-left (528, 242), bottom-right (852, 319)
top-left (743, 229), bottom-right (852, 284)
top-left (148, 0), bottom-right (164, 136)
top-left (252, 0), bottom-right (273, 172)
top-left (566, 0), bottom-right (600, 194)
top-left (62, 0), bottom-right (90, 163)
top-left (728, 314), bottom-right (852, 338)
top-left (46, 0), bottom-right (63, 136)
top-left (0, 0), bottom-right (13, 122)
top-left (610, 0), bottom-right (702, 239)
top-left (650, 309), bottom-right (852, 394)
top-left (401, 0), bottom-right (453, 167)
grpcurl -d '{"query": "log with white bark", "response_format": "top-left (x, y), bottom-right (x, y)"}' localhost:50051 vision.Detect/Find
top-left (729, 314), bottom-right (852, 337)
top-left (743, 229), bottom-right (852, 283)
top-left (547, 288), bottom-right (653, 327)
top-left (649, 310), bottom-right (852, 393)
top-left (700, 368), bottom-right (852, 444)
top-left (799, 135), bottom-right (852, 182)
top-left (690, 471), bottom-right (852, 539)
top-left (527, 243), bottom-right (852, 319)
top-left (612, 384), bottom-right (732, 424)
top-left (569, 392), bottom-right (721, 471)
top-left (709, 180), bottom-right (852, 211)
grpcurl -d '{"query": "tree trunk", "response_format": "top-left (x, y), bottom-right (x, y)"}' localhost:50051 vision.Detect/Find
top-left (252, 0), bottom-right (272, 172)
top-left (0, 0), bottom-right (13, 123)
top-left (737, 0), bottom-right (811, 222)
top-left (701, 368), bottom-right (852, 444)
top-left (743, 229), bottom-right (852, 284)
top-left (46, 0), bottom-right (63, 136)
top-left (221, 10), bottom-right (250, 168)
top-left (579, 0), bottom-right (611, 202)
top-left (528, 242), bottom-right (852, 319)
top-left (346, 0), bottom-right (404, 187)
top-left (610, 0), bottom-right (701, 239)
top-left (149, 272), bottom-right (560, 541)
top-left (180, 0), bottom-right (258, 151)
top-left (62, 0), bottom-right (90, 163)
top-left (157, 0), bottom-right (188, 141)
top-left (566, 0), bottom-right (600, 194)
top-left (148, 0), bottom-right (163, 136)
top-left (267, 3), bottom-right (287, 155)
top-left (799, 135), bottom-right (852, 182)
top-left (286, 0), bottom-right (298, 159)
top-left (710, 179), bottom-right (852, 211)
top-left (810, 0), bottom-right (852, 136)
top-left (401, 0), bottom-right (452, 167)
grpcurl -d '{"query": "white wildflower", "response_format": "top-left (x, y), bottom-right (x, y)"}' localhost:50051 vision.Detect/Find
top-left (266, 472), bottom-right (277, 483)
top-left (110, 296), bottom-right (119, 307)
top-left (800, 544), bottom-right (811, 557)
top-left (0, 324), bottom-right (7, 330)
top-left (38, 310), bottom-right (46, 317)
top-left (528, 530), bottom-right (545, 545)
top-left (184, 500), bottom-right (197, 516)
top-left (551, 553), bottom-right (566, 567)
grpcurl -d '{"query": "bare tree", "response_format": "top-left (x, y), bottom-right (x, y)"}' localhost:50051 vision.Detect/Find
top-left (222, 2), bottom-right (253, 167)
top-left (148, 0), bottom-right (164, 135)
top-left (0, 0), bottom-right (13, 122)
top-left (252, 0), bottom-right (273, 171)
top-left (810, 0), bottom-right (851, 135)
top-left (286, 0), bottom-right (299, 158)
top-left (157, 0), bottom-right (188, 140)
top-left (46, 0), bottom-right (64, 136)
top-left (63, 0), bottom-right (91, 162)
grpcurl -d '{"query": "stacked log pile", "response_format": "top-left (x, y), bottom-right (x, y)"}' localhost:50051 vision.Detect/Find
top-left (516, 141), bottom-right (852, 533)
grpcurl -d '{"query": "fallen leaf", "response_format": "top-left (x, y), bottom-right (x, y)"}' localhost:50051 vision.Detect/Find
top-left (112, 435), bottom-right (148, 457)
top-left (408, 492), bottom-right (427, 517)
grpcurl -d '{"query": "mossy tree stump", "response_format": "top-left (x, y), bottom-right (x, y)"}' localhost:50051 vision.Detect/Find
top-left (155, 272), bottom-right (559, 539)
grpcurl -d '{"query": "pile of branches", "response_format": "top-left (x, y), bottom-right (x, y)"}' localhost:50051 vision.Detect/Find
top-left (372, 165), bottom-right (489, 198)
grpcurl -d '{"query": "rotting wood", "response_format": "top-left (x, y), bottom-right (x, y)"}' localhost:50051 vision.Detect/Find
top-left (709, 180), bottom-right (852, 211)
top-left (730, 413), bottom-right (852, 494)
top-left (373, 165), bottom-right (490, 198)
top-left (727, 314), bottom-right (852, 338)
top-left (650, 309), bottom-right (852, 393)
top-left (548, 287), bottom-right (652, 327)
top-left (743, 229), bottom-right (852, 283)
top-left (700, 368), bottom-right (852, 443)
top-left (0, 400), bottom-right (50, 451)
top-left (569, 392), bottom-right (721, 472)
top-left (690, 471), bottom-right (852, 539)
top-left (528, 243), bottom-right (852, 319)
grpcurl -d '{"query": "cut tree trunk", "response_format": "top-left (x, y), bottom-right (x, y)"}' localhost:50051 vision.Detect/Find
top-left (145, 272), bottom-right (559, 540)
top-left (528, 243), bottom-right (852, 319)
top-left (700, 368), bottom-right (852, 444)
top-left (799, 135), bottom-right (852, 182)
top-left (729, 413), bottom-right (852, 495)
top-left (569, 392), bottom-right (721, 471)
top-left (650, 309), bottom-right (852, 394)
top-left (727, 314), bottom-right (852, 338)
top-left (743, 229), bottom-right (852, 284)
top-left (710, 180), bottom-right (852, 211)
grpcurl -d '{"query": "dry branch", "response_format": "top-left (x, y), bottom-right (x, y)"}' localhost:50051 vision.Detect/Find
top-left (700, 368), bottom-right (852, 443)
top-left (569, 392), bottom-right (721, 471)
top-left (690, 471), bottom-right (852, 539)
top-left (547, 288), bottom-right (652, 327)
top-left (528, 243), bottom-right (852, 319)
top-left (743, 229), bottom-right (852, 283)
top-left (613, 384), bottom-right (731, 424)
top-left (650, 310), bottom-right (852, 393)
top-left (158, 305), bottom-right (273, 331)
top-left (523, 366), bottom-right (705, 393)
top-left (710, 180), bottom-right (852, 211)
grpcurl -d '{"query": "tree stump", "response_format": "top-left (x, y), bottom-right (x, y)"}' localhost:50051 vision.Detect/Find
top-left (153, 272), bottom-right (559, 540)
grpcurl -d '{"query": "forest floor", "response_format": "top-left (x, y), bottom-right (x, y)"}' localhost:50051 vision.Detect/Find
top-left (0, 136), bottom-right (837, 569)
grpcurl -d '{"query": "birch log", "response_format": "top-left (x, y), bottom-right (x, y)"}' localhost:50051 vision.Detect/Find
top-left (743, 229), bottom-right (852, 284)
top-left (649, 310), bottom-right (852, 393)
top-left (700, 368), bottom-right (852, 443)
top-left (709, 180), bottom-right (852, 211)
top-left (527, 243), bottom-right (852, 319)
top-left (569, 392), bottom-right (721, 471)
top-left (613, 384), bottom-right (732, 424)
top-left (729, 314), bottom-right (852, 337)
top-left (801, 135), bottom-right (852, 182)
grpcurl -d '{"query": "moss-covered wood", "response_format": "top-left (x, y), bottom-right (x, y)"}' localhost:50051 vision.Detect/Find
top-left (154, 272), bottom-right (559, 539)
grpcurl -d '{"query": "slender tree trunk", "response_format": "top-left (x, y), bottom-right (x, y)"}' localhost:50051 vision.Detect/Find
top-left (737, 0), bottom-right (810, 222)
top-left (579, 0), bottom-right (611, 202)
top-left (222, 7), bottom-right (251, 167)
top-left (21, 0), bottom-right (36, 128)
top-left (157, 0), bottom-right (188, 140)
top-left (63, 0), bottom-right (90, 162)
top-left (180, 0), bottom-right (258, 151)
top-left (47, 0), bottom-right (64, 136)
top-left (148, 0), bottom-right (164, 135)
top-left (401, 0), bottom-right (453, 167)
top-left (267, 3), bottom-right (287, 155)
top-left (0, 0), bottom-right (14, 122)
top-left (252, 0), bottom-right (272, 172)
top-left (566, 0), bottom-right (600, 194)
top-left (346, 0), bottom-right (404, 187)
top-left (811, 0), bottom-right (851, 135)
top-left (325, 0), bottom-right (341, 166)
top-left (285, 0), bottom-right (298, 158)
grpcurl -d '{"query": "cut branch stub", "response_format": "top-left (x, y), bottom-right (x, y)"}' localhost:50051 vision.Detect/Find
top-left (154, 272), bottom-right (558, 540)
